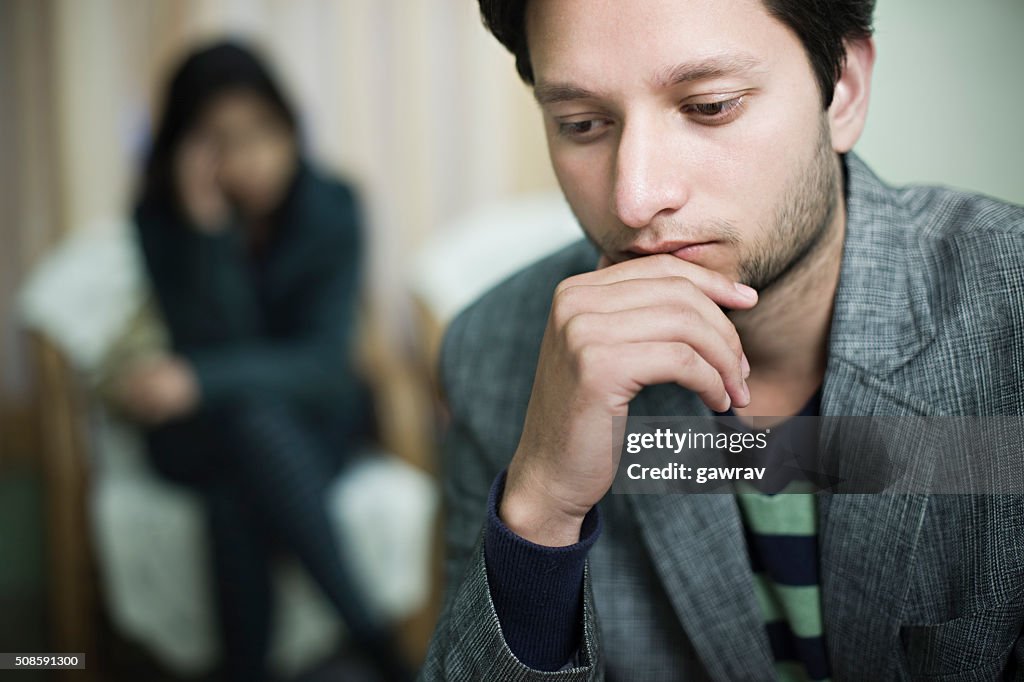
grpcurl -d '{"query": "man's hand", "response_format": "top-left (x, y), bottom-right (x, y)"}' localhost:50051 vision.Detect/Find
top-left (501, 254), bottom-right (757, 546)
top-left (112, 354), bottom-right (201, 425)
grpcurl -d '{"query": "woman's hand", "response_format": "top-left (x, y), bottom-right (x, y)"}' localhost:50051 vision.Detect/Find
top-left (112, 354), bottom-right (200, 425)
top-left (174, 132), bottom-right (231, 233)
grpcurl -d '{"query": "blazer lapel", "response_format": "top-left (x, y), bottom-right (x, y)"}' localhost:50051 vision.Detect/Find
top-left (626, 383), bottom-right (775, 681)
top-left (817, 360), bottom-right (942, 679)
top-left (815, 154), bottom-right (944, 675)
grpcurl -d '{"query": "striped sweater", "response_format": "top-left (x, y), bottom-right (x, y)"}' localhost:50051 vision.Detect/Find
top-left (731, 389), bottom-right (827, 681)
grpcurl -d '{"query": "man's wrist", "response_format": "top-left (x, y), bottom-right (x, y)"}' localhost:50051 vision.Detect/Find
top-left (485, 469), bottom-right (601, 671)
top-left (499, 475), bottom-right (589, 547)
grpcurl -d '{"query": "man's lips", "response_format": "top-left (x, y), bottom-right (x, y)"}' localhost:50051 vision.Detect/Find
top-left (625, 241), bottom-right (719, 262)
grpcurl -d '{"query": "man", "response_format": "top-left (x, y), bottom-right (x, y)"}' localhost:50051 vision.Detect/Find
top-left (421, 0), bottom-right (1024, 679)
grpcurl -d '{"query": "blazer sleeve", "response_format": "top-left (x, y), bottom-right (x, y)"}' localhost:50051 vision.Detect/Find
top-left (417, 415), bottom-right (605, 681)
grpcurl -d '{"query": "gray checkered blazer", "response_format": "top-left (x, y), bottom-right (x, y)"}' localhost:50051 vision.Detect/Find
top-left (419, 154), bottom-right (1024, 681)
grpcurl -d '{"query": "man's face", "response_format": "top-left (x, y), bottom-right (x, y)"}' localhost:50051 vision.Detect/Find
top-left (526, 0), bottom-right (840, 290)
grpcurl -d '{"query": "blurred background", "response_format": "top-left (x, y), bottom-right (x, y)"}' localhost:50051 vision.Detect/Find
top-left (0, 1), bottom-right (1021, 681)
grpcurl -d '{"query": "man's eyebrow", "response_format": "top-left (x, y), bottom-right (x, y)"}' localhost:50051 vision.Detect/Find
top-left (534, 53), bottom-right (764, 107)
top-left (655, 53), bottom-right (764, 88)
top-left (533, 83), bottom-right (603, 107)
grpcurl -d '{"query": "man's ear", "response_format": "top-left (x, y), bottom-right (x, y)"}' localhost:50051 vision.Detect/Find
top-left (829, 37), bottom-right (875, 153)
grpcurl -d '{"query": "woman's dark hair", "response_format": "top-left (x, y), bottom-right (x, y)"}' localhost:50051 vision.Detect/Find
top-left (136, 40), bottom-right (298, 213)
top-left (478, 0), bottom-right (875, 108)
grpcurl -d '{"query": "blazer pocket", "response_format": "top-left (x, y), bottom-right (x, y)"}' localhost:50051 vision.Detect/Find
top-left (899, 597), bottom-right (1022, 680)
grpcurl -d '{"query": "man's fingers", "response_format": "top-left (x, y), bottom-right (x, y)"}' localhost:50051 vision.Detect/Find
top-left (564, 306), bottom-right (748, 406)
top-left (563, 253), bottom-right (757, 309)
top-left (552, 253), bottom-right (757, 412)
top-left (553, 277), bottom-right (749, 362)
top-left (598, 342), bottom-right (732, 412)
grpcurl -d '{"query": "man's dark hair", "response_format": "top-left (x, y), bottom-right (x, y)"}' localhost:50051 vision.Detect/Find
top-left (478, 0), bottom-right (875, 108)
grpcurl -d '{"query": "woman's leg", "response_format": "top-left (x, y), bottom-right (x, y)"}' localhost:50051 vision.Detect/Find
top-left (149, 399), bottom-right (409, 679)
top-left (146, 417), bottom-right (276, 682)
top-left (214, 400), bottom-right (407, 671)
top-left (205, 482), bottom-right (276, 682)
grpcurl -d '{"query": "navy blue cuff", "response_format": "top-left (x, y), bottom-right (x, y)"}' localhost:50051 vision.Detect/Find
top-left (483, 469), bottom-right (602, 671)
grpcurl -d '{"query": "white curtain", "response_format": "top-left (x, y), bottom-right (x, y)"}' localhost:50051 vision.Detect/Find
top-left (44, 0), bottom-right (559, 355)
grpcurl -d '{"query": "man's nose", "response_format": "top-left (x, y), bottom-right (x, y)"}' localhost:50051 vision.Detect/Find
top-left (611, 117), bottom-right (689, 229)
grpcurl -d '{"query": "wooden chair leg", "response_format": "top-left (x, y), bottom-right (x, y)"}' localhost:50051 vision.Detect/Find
top-left (33, 336), bottom-right (96, 682)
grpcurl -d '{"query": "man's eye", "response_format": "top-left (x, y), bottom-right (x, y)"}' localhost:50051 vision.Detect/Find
top-left (684, 97), bottom-right (745, 124)
top-left (557, 118), bottom-right (611, 141)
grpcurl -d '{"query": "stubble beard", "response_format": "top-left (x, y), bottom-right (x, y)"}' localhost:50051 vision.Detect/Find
top-left (738, 116), bottom-right (840, 293)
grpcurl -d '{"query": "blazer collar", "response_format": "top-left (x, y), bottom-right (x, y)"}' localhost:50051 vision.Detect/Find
top-left (827, 153), bottom-right (936, 380)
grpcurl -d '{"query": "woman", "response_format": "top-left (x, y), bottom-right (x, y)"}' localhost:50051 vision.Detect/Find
top-left (116, 40), bottom-right (408, 682)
